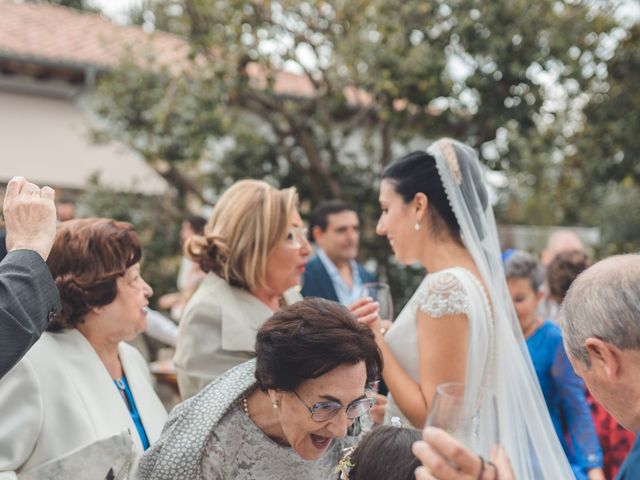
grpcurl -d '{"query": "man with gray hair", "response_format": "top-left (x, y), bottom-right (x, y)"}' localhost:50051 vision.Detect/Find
top-left (413, 254), bottom-right (640, 480)
top-left (559, 254), bottom-right (640, 480)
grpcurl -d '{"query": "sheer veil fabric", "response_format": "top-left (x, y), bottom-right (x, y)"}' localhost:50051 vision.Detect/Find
top-left (427, 139), bottom-right (574, 479)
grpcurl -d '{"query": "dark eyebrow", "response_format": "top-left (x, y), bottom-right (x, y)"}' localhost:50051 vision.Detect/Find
top-left (318, 393), bottom-right (367, 404)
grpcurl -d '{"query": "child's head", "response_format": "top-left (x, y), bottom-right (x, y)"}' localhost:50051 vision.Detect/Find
top-left (504, 250), bottom-right (545, 328)
top-left (337, 425), bottom-right (422, 480)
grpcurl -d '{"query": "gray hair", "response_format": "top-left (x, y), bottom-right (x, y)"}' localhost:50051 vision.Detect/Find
top-left (559, 254), bottom-right (640, 366)
top-left (504, 250), bottom-right (545, 292)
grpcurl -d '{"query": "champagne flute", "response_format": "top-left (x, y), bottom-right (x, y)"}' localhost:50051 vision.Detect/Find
top-left (425, 383), bottom-right (472, 446)
top-left (425, 382), bottom-right (499, 456)
top-left (360, 282), bottom-right (393, 322)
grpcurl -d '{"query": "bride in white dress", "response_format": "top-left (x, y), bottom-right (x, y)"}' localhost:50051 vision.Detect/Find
top-left (356, 139), bottom-right (574, 479)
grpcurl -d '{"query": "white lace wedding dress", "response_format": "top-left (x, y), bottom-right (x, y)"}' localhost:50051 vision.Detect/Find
top-left (384, 266), bottom-right (494, 432)
top-left (382, 138), bottom-right (575, 479)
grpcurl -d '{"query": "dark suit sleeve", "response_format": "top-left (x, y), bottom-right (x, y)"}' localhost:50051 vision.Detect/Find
top-left (617, 438), bottom-right (640, 480)
top-left (300, 257), bottom-right (339, 302)
top-left (0, 249), bottom-right (60, 378)
top-left (359, 264), bottom-right (377, 284)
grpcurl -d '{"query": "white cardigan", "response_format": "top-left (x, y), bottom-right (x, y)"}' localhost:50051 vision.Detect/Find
top-left (0, 329), bottom-right (167, 479)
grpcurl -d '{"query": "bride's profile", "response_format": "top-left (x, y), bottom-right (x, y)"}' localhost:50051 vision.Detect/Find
top-left (355, 138), bottom-right (573, 479)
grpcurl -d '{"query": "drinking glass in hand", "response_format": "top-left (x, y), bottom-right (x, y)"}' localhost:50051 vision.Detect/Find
top-left (425, 383), bottom-right (472, 446)
top-left (425, 382), bottom-right (499, 456)
top-left (360, 282), bottom-right (393, 322)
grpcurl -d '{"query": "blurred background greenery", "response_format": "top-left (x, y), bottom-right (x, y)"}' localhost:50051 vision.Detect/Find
top-left (39, 0), bottom-right (640, 309)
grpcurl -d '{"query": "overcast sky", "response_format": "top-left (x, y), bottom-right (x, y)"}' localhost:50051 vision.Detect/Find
top-left (91, 0), bottom-right (140, 24)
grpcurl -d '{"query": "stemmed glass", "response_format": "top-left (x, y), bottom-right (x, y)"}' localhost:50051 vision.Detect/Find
top-left (360, 282), bottom-right (393, 322)
top-left (425, 383), bottom-right (473, 446)
top-left (425, 383), bottom-right (498, 456)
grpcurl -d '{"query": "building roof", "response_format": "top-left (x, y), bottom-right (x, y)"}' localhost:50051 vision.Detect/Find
top-left (0, 1), bottom-right (369, 103)
top-left (0, 1), bottom-right (188, 71)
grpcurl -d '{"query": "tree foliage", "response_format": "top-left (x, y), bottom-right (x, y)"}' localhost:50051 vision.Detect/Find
top-left (91, 0), bottom-right (637, 303)
top-left (78, 176), bottom-right (184, 303)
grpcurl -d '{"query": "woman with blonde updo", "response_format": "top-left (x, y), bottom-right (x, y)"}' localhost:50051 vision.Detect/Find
top-left (174, 179), bottom-right (312, 399)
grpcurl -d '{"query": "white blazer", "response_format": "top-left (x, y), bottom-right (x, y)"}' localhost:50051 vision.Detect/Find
top-left (174, 272), bottom-right (274, 399)
top-left (0, 329), bottom-right (167, 479)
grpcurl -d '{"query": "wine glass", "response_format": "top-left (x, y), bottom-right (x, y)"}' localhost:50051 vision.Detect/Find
top-left (425, 383), bottom-right (472, 445)
top-left (425, 382), bottom-right (498, 456)
top-left (360, 282), bottom-right (393, 322)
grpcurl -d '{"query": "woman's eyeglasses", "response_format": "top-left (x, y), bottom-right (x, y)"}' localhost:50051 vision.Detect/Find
top-left (284, 226), bottom-right (309, 249)
top-left (292, 390), bottom-right (375, 423)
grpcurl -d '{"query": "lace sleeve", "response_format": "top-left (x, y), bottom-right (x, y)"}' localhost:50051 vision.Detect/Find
top-left (415, 272), bottom-right (470, 318)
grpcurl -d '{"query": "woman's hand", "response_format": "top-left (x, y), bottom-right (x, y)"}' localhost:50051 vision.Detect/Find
top-left (369, 393), bottom-right (388, 424)
top-left (412, 427), bottom-right (514, 480)
top-left (349, 297), bottom-right (382, 331)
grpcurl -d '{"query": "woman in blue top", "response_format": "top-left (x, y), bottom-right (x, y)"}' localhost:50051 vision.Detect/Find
top-left (505, 250), bottom-right (604, 480)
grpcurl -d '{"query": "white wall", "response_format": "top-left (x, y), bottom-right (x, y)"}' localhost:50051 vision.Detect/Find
top-left (0, 80), bottom-right (168, 195)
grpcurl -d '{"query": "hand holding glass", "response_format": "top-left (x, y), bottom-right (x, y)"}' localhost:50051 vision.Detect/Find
top-left (425, 382), bottom-right (498, 456)
top-left (360, 282), bottom-right (393, 322)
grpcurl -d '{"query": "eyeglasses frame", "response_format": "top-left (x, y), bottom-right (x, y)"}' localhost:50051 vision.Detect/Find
top-left (291, 389), bottom-right (375, 423)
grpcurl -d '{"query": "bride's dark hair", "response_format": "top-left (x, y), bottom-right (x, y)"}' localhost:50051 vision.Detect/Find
top-left (382, 151), bottom-right (461, 243)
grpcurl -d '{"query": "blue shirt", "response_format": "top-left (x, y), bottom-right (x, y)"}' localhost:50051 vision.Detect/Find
top-left (114, 375), bottom-right (150, 450)
top-left (316, 249), bottom-right (363, 306)
top-left (526, 321), bottom-right (603, 479)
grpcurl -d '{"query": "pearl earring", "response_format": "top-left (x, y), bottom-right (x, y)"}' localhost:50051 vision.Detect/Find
top-left (273, 400), bottom-right (279, 409)
top-left (414, 222), bottom-right (421, 231)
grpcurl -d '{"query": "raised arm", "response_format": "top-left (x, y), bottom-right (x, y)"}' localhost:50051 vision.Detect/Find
top-left (0, 177), bottom-right (60, 378)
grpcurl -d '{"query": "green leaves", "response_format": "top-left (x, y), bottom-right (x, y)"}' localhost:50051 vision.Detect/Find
top-left (91, 0), bottom-right (637, 305)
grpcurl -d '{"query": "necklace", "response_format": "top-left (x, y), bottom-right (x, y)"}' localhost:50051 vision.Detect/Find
top-left (242, 395), bottom-right (251, 418)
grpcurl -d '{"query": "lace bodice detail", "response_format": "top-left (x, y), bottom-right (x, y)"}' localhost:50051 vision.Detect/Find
top-left (414, 271), bottom-right (471, 318)
top-left (384, 268), bottom-right (494, 425)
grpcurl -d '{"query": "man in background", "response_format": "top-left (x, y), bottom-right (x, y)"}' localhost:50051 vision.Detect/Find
top-left (541, 229), bottom-right (585, 267)
top-left (301, 201), bottom-right (375, 305)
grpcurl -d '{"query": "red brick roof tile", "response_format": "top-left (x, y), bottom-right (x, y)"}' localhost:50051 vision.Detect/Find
top-left (0, 1), bottom-right (370, 104)
top-left (0, 1), bottom-right (188, 69)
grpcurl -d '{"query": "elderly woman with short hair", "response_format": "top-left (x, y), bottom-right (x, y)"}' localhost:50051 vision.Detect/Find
top-left (0, 218), bottom-right (167, 478)
top-left (174, 179), bottom-right (312, 399)
top-left (505, 250), bottom-right (603, 480)
top-left (138, 297), bottom-right (381, 479)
